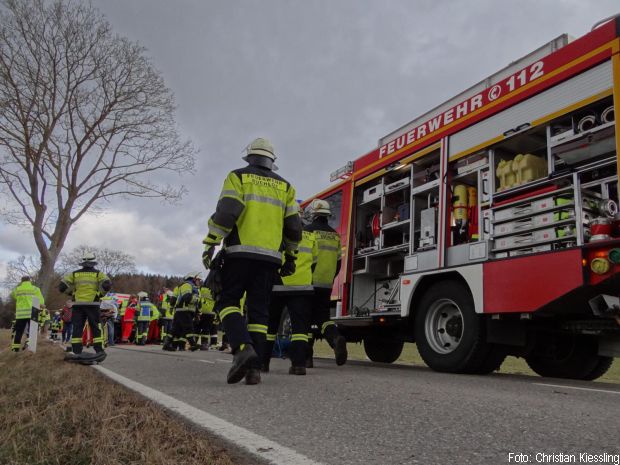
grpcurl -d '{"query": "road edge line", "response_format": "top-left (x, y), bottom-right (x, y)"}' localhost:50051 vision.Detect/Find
top-left (93, 365), bottom-right (325, 465)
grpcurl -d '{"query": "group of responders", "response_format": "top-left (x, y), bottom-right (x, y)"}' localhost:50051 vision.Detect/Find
top-left (508, 452), bottom-right (620, 464)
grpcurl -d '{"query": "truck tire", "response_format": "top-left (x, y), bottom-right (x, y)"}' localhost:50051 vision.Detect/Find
top-left (583, 356), bottom-right (614, 381)
top-left (414, 281), bottom-right (492, 373)
top-left (363, 338), bottom-right (404, 363)
top-left (471, 347), bottom-right (507, 375)
top-left (525, 334), bottom-right (600, 380)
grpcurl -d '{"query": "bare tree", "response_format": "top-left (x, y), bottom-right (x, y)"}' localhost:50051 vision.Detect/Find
top-left (58, 244), bottom-right (137, 277)
top-left (0, 0), bottom-right (195, 295)
top-left (2, 254), bottom-right (41, 287)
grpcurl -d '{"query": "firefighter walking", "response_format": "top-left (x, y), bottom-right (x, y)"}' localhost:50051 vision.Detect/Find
top-left (203, 137), bottom-right (302, 385)
top-left (197, 285), bottom-right (218, 350)
top-left (135, 292), bottom-right (156, 345)
top-left (59, 253), bottom-right (111, 360)
top-left (263, 227), bottom-right (318, 374)
top-left (10, 276), bottom-right (45, 352)
top-left (306, 199), bottom-right (347, 366)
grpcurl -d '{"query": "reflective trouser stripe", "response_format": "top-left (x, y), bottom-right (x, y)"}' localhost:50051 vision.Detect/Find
top-left (291, 333), bottom-right (309, 342)
top-left (219, 306), bottom-right (242, 320)
top-left (266, 333), bottom-right (276, 342)
top-left (71, 337), bottom-right (82, 344)
top-left (247, 324), bottom-right (267, 334)
top-left (307, 333), bottom-right (314, 340)
top-left (321, 321), bottom-right (335, 334)
top-left (11, 343), bottom-right (20, 350)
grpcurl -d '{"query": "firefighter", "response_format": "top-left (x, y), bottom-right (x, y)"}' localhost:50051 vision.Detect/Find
top-left (264, 226), bottom-right (318, 375)
top-left (203, 137), bottom-right (302, 385)
top-left (160, 289), bottom-right (174, 342)
top-left (197, 284), bottom-right (217, 350)
top-left (10, 276), bottom-right (45, 352)
top-left (135, 292), bottom-right (154, 345)
top-left (59, 253), bottom-right (111, 358)
top-left (50, 312), bottom-right (62, 341)
top-left (305, 199), bottom-right (347, 366)
top-left (163, 273), bottom-right (200, 351)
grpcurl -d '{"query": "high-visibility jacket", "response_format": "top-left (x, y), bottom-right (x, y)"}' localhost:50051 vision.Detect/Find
top-left (204, 165), bottom-right (302, 264)
top-left (137, 301), bottom-right (156, 321)
top-left (11, 281), bottom-right (45, 320)
top-left (119, 299), bottom-right (128, 317)
top-left (174, 281), bottom-right (199, 312)
top-left (274, 230), bottom-right (318, 293)
top-left (305, 218), bottom-right (342, 289)
top-left (150, 306), bottom-right (160, 321)
top-left (60, 267), bottom-right (111, 304)
top-left (199, 288), bottom-right (215, 314)
top-left (38, 308), bottom-right (50, 325)
top-left (161, 294), bottom-right (174, 319)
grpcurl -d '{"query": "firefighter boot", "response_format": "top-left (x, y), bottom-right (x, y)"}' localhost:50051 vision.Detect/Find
top-left (200, 341), bottom-right (209, 351)
top-left (227, 344), bottom-right (258, 384)
top-left (188, 337), bottom-right (199, 352)
top-left (325, 326), bottom-right (347, 366)
top-left (289, 366), bottom-right (307, 375)
top-left (245, 368), bottom-right (261, 385)
top-left (162, 336), bottom-right (174, 351)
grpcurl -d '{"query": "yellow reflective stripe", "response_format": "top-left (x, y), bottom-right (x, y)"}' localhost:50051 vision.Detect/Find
top-left (247, 324), bottom-right (268, 334)
top-left (226, 245), bottom-right (282, 259)
top-left (220, 189), bottom-right (243, 201)
top-left (321, 321), bottom-right (335, 333)
top-left (219, 306), bottom-right (242, 320)
top-left (318, 245), bottom-right (340, 252)
top-left (207, 218), bottom-right (231, 238)
top-left (266, 334), bottom-right (276, 341)
top-left (243, 194), bottom-right (286, 209)
top-left (307, 333), bottom-right (314, 339)
top-left (71, 338), bottom-right (82, 343)
top-left (291, 333), bottom-right (309, 342)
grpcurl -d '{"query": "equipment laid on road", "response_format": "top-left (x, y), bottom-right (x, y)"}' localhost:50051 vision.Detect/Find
top-left (303, 14), bottom-right (620, 381)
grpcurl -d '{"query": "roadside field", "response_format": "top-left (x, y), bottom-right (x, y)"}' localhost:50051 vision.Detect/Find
top-left (0, 330), bottom-right (239, 465)
top-left (313, 339), bottom-right (620, 383)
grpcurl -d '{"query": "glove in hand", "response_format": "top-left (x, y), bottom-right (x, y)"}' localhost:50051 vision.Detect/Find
top-left (202, 246), bottom-right (215, 270)
top-left (280, 254), bottom-right (296, 277)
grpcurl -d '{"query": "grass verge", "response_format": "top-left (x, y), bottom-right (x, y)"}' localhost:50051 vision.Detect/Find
top-left (313, 340), bottom-right (620, 383)
top-left (0, 330), bottom-right (239, 465)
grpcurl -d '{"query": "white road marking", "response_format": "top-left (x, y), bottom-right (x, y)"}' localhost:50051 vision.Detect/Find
top-left (197, 359), bottom-right (215, 364)
top-left (94, 366), bottom-right (325, 465)
top-left (217, 358), bottom-right (232, 363)
top-left (534, 383), bottom-right (620, 395)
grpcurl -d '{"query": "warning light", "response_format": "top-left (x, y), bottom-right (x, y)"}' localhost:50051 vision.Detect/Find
top-left (378, 317), bottom-right (386, 324)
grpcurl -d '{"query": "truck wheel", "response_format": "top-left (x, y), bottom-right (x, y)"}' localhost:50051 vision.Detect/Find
top-left (363, 338), bottom-right (404, 363)
top-left (414, 281), bottom-right (491, 373)
top-left (525, 334), bottom-right (600, 380)
top-left (583, 356), bottom-right (614, 381)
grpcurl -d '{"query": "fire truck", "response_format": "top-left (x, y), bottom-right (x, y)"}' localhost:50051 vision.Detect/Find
top-left (305, 14), bottom-right (620, 380)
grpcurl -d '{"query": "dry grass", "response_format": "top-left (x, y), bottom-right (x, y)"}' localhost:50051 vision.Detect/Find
top-left (0, 330), bottom-right (239, 465)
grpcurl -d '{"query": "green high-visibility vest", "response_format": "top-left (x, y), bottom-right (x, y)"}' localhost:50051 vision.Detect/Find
top-left (199, 288), bottom-right (215, 314)
top-left (204, 166), bottom-right (300, 263)
top-left (311, 229), bottom-right (342, 289)
top-left (61, 270), bottom-right (110, 303)
top-left (282, 230), bottom-right (317, 289)
top-left (11, 281), bottom-right (45, 320)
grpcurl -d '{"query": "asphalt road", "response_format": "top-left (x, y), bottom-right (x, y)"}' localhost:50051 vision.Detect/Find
top-left (101, 344), bottom-right (620, 465)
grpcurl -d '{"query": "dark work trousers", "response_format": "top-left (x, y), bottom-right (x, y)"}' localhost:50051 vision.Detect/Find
top-left (71, 305), bottom-right (104, 354)
top-left (196, 313), bottom-right (216, 344)
top-left (264, 293), bottom-right (312, 368)
top-left (161, 318), bottom-right (173, 338)
top-left (171, 310), bottom-right (195, 348)
top-left (312, 288), bottom-right (339, 346)
top-left (214, 257), bottom-right (279, 366)
top-left (136, 321), bottom-right (149, 344)
top-left (11, 318), bottom-right (30, 351)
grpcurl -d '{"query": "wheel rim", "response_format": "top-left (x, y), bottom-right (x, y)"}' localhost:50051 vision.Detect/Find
top-left (424, 298), bottom-right (464, 354)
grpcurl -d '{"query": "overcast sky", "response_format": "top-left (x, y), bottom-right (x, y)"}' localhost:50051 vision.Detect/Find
top-left (1, 0), bottom-right (619, 282)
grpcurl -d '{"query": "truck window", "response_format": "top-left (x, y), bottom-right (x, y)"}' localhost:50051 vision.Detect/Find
top-left (324, 191), bottom-right (343, 231)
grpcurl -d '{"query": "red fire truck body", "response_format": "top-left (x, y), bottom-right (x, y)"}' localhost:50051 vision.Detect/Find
top-left (304, 16), bottom-right (620, 380)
